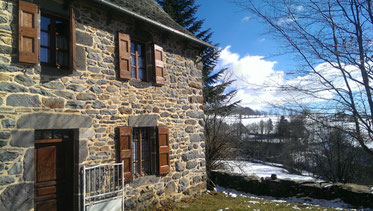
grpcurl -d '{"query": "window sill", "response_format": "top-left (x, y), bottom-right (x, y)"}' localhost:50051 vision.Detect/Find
top-left (41, 64), bottom-right (72, 76)
top-left (129, 79), bottom-right (152, 88)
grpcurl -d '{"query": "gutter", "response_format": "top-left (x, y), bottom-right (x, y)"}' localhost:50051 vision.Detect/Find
top-left (91, 0), bottom-right (215, 48)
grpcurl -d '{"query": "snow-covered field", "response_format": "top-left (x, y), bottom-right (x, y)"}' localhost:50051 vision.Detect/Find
top-left (220, 160), bottom-right (321, 181)
top-left (217, 160), bottom-right (372, 210)
top-left (225, 115), bottom-right (281, 126)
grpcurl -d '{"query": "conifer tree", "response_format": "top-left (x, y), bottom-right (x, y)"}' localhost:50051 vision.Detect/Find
top-left (157, 0), bottom-right (239, 182)
top-left (156, 0), bottom-right (210, 41)
top-left (157, 0), bottom-right (238, 114)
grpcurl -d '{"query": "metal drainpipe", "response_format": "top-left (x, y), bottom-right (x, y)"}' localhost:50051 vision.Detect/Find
top-left (90, 0), bottom-right (214, 48)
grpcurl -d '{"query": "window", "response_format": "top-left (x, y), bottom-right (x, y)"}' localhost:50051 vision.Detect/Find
top-left (118, 32), bottom-right (165, 85)
top-left (40, 14), bottom-right (69, 69)
top-left (18, 0), bottom-right (76, 69)
top-left (35, 129), bottom-right (73, 140)
top-left (130, 41), bottom-right (146, 81)
top-left (118, 126), bottom-right (170, 182)
top-left (132, 128), bottom-right (157, 176)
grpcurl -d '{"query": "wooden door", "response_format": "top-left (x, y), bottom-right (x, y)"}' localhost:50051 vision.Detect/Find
top-left (34, 137), bottom-right (73, 211)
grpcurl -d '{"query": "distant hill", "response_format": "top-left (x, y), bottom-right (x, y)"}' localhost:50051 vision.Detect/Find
top-left (232, 106), bottom-right (263, 116)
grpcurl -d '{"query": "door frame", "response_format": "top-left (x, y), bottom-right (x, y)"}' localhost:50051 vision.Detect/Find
top-left (34, 129), bottom-right (75, 211)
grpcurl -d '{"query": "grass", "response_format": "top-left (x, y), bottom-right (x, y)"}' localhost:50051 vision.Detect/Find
top-left (156, 191), bottom-right (350, 211)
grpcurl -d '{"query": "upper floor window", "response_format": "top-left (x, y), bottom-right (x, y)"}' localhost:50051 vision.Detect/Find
top-left (40, 14), bottom-right (69, 69)
top-left (130, 41), bottom-right (146, 81)
top-left (118, 32), bottom-right (165, 86)
top-left (18, 0), bottom-right (76, 70)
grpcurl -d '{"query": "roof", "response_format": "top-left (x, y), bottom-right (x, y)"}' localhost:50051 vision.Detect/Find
top-left (91, 0), bottom-right (213, 48)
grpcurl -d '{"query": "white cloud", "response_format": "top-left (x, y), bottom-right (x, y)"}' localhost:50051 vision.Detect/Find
top-left (216, 46), bottom-right (364, 110)
top-left (217, 46), bottom-right (284, 110)
top-left (258, 38), bottom-right (265, 42)
top-left (241, 16), bottom-right (251, 22)
top-left (295, 5), bottom-right (304, 11)
top-left (276, 17), bottom-right (296, 25)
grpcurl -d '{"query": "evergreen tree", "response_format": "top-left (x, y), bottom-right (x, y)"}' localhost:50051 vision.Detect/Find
top-left (277, 116), bottom-right (290, 141)
top-left (156, 0), bottom-right (211, 41)
top-left (266, 118), bottom-right (273, 135)
top-left (157, 0), bottom-right (239, 183)
top-left (157, 0), bottom-right (237, 113)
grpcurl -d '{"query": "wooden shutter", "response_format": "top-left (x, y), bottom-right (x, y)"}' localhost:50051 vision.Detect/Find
top-left (119, 127), bottom-right (132, 182)
top-left (158, 126), bottom-right (170, 175)
top-left (18, 0), bottom-right (38, 64)
top-left (69, 8), bottom-right (76, 70)
top-left (153, 44), bottom-right (165, 86)
top-left (118, 32), bottom-right (131, 80)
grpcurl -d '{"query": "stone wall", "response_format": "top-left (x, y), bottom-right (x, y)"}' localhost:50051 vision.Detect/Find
top-left (211, 170), bottom-right (373, 208)
top-left (0, 0), bottom-right (207, 210)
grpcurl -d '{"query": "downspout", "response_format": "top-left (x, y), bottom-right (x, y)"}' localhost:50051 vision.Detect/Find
top-left (90, 0), bottom-right (214, 48)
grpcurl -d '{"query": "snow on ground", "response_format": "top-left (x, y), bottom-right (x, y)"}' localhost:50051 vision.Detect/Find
top-left (217, 160), bottom-right (373, 210)
top-left (225, 115), bottom-right (281, 126)
top-left (220, 160), bottom-right (321, 182)
top-left (215, 185), bottom-right (372, 210)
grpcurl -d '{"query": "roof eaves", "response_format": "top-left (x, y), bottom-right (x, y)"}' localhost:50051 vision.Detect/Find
top-left (91, 0), bottom-right (214, 48)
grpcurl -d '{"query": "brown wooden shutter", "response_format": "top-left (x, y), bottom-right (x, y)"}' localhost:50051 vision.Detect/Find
top-left (153, 44), bottom-right (165, 86)
top-left (119, 127), bottom-right (132, 182)
top-left (18, 0), bottom-right (38, 64)
top-left (158, 126), bottom-right (170, 175)
top-left (118, 32), bottom-right (131, 80)
top-left (69, 8), bottom-right (76, 70)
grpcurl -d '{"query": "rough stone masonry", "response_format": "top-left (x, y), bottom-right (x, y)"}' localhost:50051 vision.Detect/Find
top-left (0, 0), bottom-right (207, 210)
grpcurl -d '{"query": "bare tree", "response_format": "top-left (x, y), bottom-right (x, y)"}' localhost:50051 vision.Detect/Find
top-left (248, 122), bottom-right (260, 135)
top-left (266, 118), bottom-right (273, 135)
top-left (311, 127), bottom-right (361, 183)
top-left (204, 69), bottom-right (239, 174)
top-left (259, 120), bottom-right (265, 135)
top-left (234, 0), bottom-right (373, 156)
top-left (265, 118), bottom-right (274, 142)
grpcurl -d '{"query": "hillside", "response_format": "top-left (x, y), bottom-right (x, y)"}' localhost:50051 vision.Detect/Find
top-left (219, 160), bottom-right (320, 182)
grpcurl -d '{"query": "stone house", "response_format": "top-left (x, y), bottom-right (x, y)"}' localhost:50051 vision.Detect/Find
top-left (0, 0), bottom-right (210, 210)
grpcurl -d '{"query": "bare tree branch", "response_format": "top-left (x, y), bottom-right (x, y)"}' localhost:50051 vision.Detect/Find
top-left (234, 0), bottom-right (373, 156)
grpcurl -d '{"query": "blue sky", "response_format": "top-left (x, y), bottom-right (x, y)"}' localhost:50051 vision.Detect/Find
top-left (194, 0), bottom-right (337, 111)
top-left (194, 1), bottom-right (361, 111)
top-left (193, 1), bottom-right (368, 118)
top-left (195, 0), bottom-right (298, 110)
top-left (195, 0), bottom-right (292, 73)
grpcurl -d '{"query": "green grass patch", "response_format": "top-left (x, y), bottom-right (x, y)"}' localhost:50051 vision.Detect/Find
top-left (157, 192), bottom-right (350, 211)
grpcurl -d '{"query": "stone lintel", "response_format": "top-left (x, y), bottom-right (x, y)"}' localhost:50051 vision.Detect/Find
top-left (17, 113), bottom-right (92, 129)
top-left (128, 115), bottom-right (158, 127)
